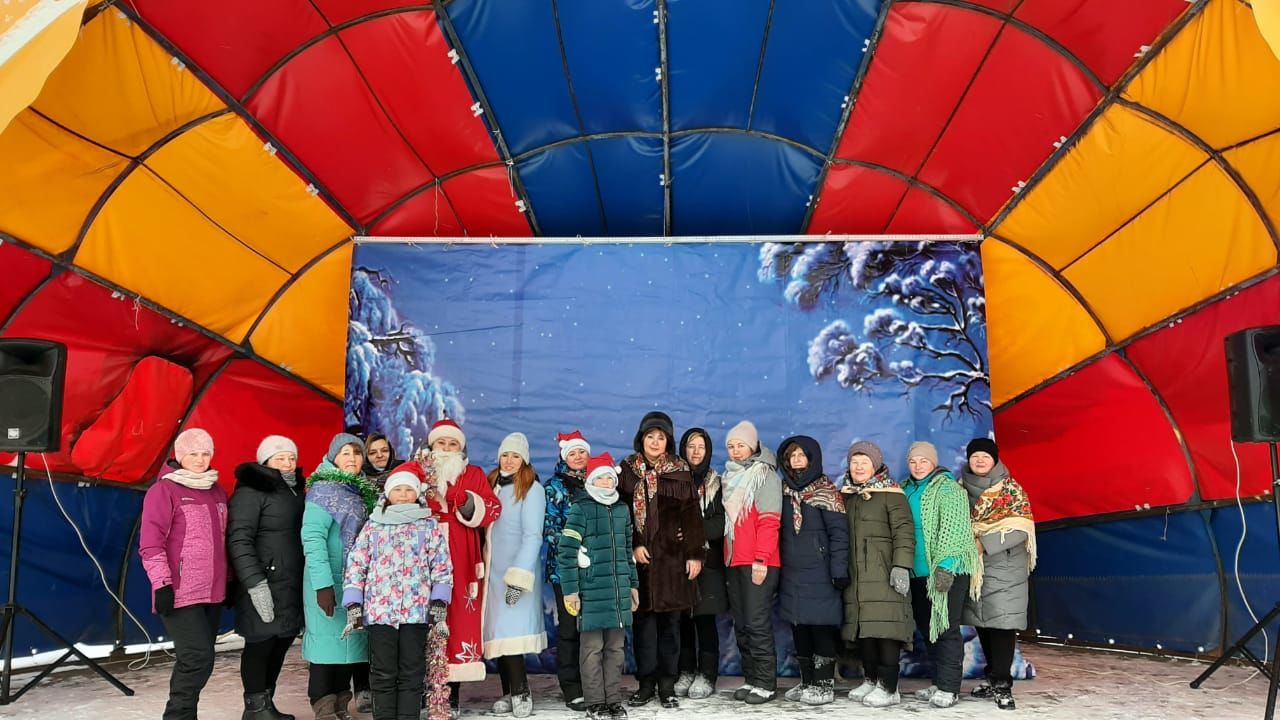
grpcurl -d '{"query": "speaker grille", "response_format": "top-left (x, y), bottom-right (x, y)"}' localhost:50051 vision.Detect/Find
top-left (0, 376), bottom-right (52, 446)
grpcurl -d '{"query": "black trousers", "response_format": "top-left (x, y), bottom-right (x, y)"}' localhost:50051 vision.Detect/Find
top-left (633, 610), bottom-right (681, 682)
top-left (308, 662), bottom-right (356, 703)
top-left (726, 565), bottom-right (779, 691)
top-left (553, 584), bottom-right (583, 699)
top-left (368, 624), bottom-right (429, 720)
top-left (160, 602), bottom-right (221, 720)
top-left (240, 635), bottom-right (295, 693)
top-left (496, 654), bottom-right (529, 696)
top-left (976, 627), bottom-right (1017, 684)
top-left (353, 661), bottom-right (370, 693)
top-left (909, 575), bottom-right (970, 694)
top-left (790, 624), bottom-right (839, 659)
top-left (858, 637), bottom-right (903, 693)
top-left (678, 614), bottom-right (720, 680)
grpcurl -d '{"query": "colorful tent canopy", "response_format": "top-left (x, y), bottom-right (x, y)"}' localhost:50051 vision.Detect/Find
top-left (2, 0), bottom-right (1280, 657)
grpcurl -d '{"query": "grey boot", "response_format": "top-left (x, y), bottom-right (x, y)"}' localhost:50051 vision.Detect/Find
top-left (785, 657), bottom-right (813, 702)
top-left (310, 695), bottom-right (338, 720)
top-left (800, 656), bottom-right (836, 705)
top-left (333, 691), bottom-right (354, 720)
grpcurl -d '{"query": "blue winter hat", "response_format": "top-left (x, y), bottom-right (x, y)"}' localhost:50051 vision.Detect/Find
top-left (326, 432), bottom-right (364, 464)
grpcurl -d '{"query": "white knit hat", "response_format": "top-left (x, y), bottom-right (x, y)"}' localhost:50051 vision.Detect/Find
top-left (498, 432), bottom-right (530, 465)
top-left (256, 435), bottom-right (297, 465)
top-left (384, 462), bottom-right (425, 497)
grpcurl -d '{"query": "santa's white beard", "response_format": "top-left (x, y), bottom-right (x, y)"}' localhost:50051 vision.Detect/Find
top-left (430, 450), bottom-right (466, 497)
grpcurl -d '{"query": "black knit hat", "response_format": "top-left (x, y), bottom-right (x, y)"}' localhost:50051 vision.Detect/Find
top-left (966, 437), bottom-right (999, 464)
top-left (633, 411), bottom-right (675, 455)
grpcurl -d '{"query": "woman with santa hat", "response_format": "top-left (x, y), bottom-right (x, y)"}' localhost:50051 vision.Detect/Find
top-left (542, 430), bottom-right (592, 710)
top-left (417, 418), bottom-right (503, 717)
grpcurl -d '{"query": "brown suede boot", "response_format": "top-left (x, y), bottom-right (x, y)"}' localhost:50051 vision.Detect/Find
top-left (334, 690), bottom-right (354, 720)
top-left (310, 695), bottom-right (338, 720)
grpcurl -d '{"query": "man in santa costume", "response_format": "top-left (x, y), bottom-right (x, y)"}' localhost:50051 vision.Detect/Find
top-left (417, 418), bottom-right (503, 713)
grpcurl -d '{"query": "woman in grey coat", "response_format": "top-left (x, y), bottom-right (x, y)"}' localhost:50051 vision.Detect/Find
top-left (960, 438), bottom-right (1037, 711)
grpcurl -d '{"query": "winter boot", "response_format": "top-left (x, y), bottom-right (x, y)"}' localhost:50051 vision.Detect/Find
top-left (914, 685), bottom-right (939, 701)
top-left (992, 680), bottom-right (1016, 710)
top-left (862, 686), bottom-right (901, 708)
top-left (512, 692), bottom-right (533, 718)
top-left (673, 672), bottom-right (696, 697)
top-left (607, 702), bottom-right (628, 720)
top-left (688, 651), bottom-right (719, 699)
top-left (784, 656), bottom-right (813, 702)
top-left (266, 687), bottom-right (295, 720)
top-left (800, 655), bottom-right (835, 705)
top-left (628, 678), bottom-right (656, 707)
top-left (929, 690), bottom-right (959, 708)
top-left (492, 695), bottom-right (513, 714)
top-left (971, 677), bottom-right (995, 699)
top-left (743, 687), bottom-right (776, 705)
top-left (243, 692), bottom-right (275, 720)
top-left (566, 696), bottom-right (587, 712)
top-left (586, 704), bottom-right (612, 720)
top-left (355, 689), bottom-right (372, 714)
top-left (732, 683), bottom-right (757, 702)
top-left (310, 695), bottom-right (338, 720)
top-left (333, 691), bottom-right (354, 720)
top-left (848, 680), bottom-right (877, 702)
top-left (658, 677), bottom-right (679, 708)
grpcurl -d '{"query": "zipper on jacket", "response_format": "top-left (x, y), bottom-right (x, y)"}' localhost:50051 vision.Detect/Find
top-left (608, 503), bottom-right (623, 627)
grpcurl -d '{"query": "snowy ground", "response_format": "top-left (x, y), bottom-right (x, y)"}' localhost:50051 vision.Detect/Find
top-left (0, 640), bottom-right (1271, 719)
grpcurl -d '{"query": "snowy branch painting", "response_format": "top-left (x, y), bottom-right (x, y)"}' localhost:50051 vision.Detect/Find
top-left (758, 241), bottom-right (991, 422)
top-left (345, 267), bottom-right (464, 458)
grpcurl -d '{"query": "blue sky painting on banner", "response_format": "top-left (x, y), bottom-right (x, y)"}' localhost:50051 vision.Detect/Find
top-left (345, 241), bottom-right (992, 481)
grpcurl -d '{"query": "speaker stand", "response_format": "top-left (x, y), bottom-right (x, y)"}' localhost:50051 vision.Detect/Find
top-left (1191, 441), bottom-right (1280, 719)
top-left (0, 451), bottom-right (133, 704)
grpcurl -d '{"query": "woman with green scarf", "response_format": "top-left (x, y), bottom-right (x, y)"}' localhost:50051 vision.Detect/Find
top-left (901, 441), bottom-right (979, 709)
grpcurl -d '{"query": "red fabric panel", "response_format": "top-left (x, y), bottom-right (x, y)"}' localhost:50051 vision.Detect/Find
top-left (0, 244), bottom-right (52, 324)
top-left (0, 273), bottom-right (231, 475)
top-left (919, 25), bottom-right (1100, 222)
top-left (311, 0), bottom-right (429, 28)
top-left (966, 0), bottom-right (1021, 12)
top-left (182, 359), bottom-right (342, 494)
top-left (1126, 275), bottom-right (1280, 501)
top-left (69, 356), bottom-right (193, 482)
top-left (442, 167), bottom-right (534, 237)
top-left (807, 163), bottom-right (907, 234)
top-left (131, 0), bottom-right (327, 99)
top-left (369, 184), bottom-right (465, 236)
top-left (247, 36), bottom-right (433, 224)
top-left (1015, 0), bottom-right (1190, 86)
top-left (835, 4), bottom-right (1002, 175)
top-left (883, 187), bottom-right (978, 234)
top-left (994, 353), bottom-right (1194, 522)
top-left (341, 11), bottom-right (502, 176)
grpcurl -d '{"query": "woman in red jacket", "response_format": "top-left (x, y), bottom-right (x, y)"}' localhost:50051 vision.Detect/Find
top-left (721, 421), bottom-right (781, 705)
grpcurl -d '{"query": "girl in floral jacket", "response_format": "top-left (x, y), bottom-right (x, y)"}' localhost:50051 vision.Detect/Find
top-left (343, 462), bottom-right (453, 720)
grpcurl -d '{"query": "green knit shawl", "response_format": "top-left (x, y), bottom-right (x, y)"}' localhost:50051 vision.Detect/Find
top-left (919, 468), bottom-right (980, 641)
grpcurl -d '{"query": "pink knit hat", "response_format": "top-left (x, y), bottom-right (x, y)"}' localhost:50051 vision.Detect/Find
top-left (174, 428), bottom-right (214, 460)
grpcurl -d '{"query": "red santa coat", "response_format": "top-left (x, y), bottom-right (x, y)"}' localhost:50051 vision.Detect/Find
top-left (427, 463), bottom-right (502, 682)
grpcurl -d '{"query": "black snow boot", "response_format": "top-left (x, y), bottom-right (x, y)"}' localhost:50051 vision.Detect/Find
top-left (628, 677), bottom-right (657, 707)
top-left (242, 692), bottom-right (275, 720)
top-left (993, 680), bottom-right (1016, 710)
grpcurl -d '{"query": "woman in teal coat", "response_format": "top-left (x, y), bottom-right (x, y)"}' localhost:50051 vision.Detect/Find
top-left (301, 433), bottom-right (377, 720)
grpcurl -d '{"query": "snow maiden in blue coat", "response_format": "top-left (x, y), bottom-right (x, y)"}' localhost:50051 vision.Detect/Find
top-left (482, 433), bottom-right (548, 718)
top-left (776, 436), bottom-right (849, 707)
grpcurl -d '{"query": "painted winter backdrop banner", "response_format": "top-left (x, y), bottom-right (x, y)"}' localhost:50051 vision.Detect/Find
top-left (345, 240), bottom-right (1031, 680)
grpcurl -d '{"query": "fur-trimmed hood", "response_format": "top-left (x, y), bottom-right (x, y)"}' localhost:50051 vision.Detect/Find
top-left (234, 461), bottom-right (303, 494)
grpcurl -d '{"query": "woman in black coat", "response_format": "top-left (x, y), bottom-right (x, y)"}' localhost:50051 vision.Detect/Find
top-left (228, 436), bottom-right (306, 720)
top-left (776, 436), bottom-right (849, 706)
top-left (675, 428), bottom-right (727, 700)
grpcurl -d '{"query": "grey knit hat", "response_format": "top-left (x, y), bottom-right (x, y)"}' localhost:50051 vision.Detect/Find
top-left (847, 440), bottom-right (884, 470)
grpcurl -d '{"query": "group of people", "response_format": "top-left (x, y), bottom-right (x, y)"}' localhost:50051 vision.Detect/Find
top-left (137, 412), bottom-right (1036, 720)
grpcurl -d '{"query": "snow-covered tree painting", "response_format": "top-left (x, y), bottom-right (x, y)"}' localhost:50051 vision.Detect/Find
top-left (346, 267), bottom-right (464, 458)
top-left (758, 240), bottom-right (991, 422)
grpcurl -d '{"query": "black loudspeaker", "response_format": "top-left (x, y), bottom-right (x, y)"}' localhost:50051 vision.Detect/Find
top-left (0, 339), bottom-right (67, 452)
top-left (1225, 326), bottom-right (1280, 443)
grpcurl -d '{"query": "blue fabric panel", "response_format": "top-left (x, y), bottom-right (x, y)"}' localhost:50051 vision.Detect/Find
top-left (517, 142), bottom-right (606, 236)
top-left (666, 0), bottom-right (771, 132)
top-left (0, 476), bottom-right (143, 651)
top-left (1211, 500), bottom-right (1280, 660)
top-left (751, 0), bottom-right (881, 151)
top-left (1033, 513), bottom-right (1222, 653)
top-left (669, 133), bottom-right (822, 236)
top-left (446, 0), bottom-right (579, 155)
top-left (590, 135), bottom-right (664, 236)
top-left (557, 0), bottom-right (661, 135)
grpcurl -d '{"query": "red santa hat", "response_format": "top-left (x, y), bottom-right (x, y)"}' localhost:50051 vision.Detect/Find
top-left (427, 418), bottom-right (466, 450)
top-left (585, 452), bottom-right (619, 485)
top-left (383, 461), bottom-right (427, 497)
top-left (557, 430), bottom-right (591, 460)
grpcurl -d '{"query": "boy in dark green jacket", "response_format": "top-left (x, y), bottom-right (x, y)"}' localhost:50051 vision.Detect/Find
top-left (559, 453), bottom-right (640, 720)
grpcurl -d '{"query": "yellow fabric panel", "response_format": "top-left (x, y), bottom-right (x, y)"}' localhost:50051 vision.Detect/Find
top-left (32, 9), bottom-right (223, 156)
top-left (982, 238), bottom-right (1107, 407)
top-left (146, 114), bottom-right (352, 273)
top-left (1255, 0), bottom-right (1280, 60)
top-left (249, 243), bottom-right (353, 397)
top-left (0, 110), bottom-right (126, 252)
top-left (1126, 0), bottom-right (1280, 149)
top-left (1064, 163), bottom-right (1277, 341)
top-left (0, 0), bottom-right (87, 135)
top-left (76, 167), bottom-right (288, 341)
top-left (1225, 132), bottom-right (1280, 232)
top-left (995, 104), bottom-right (1206, 269)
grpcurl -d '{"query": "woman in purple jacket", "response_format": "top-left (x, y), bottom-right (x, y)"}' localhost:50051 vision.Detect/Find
top-left (140, 428), bottom-right (230, 720)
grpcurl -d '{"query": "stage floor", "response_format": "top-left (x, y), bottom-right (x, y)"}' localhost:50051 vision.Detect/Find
top-left (1, 640), bottom-right (1268, 719)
